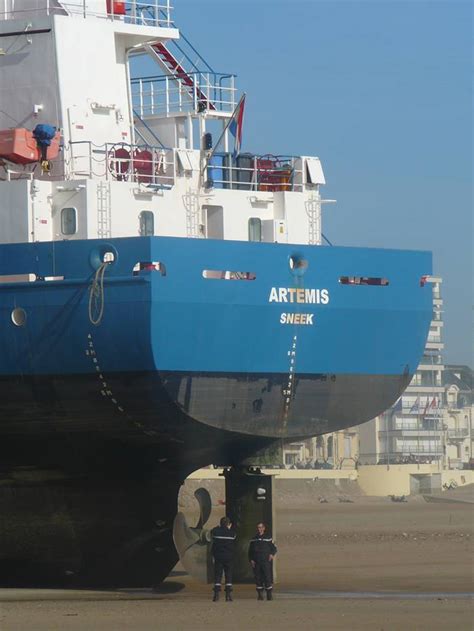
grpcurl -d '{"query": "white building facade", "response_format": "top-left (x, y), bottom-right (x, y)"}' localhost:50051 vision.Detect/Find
top-left (359, 277), bottom-right (445, 465)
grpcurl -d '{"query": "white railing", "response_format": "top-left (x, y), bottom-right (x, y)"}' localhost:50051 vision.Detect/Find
top-left (65, 141), bottom-right (175, 187)
top-left (205, 154), bottom-right (304, 193)
top-left (64, 142), bottom-right (306, 193)
top-left (1, 1), bottom-right (172, 27)
top-left (132, 73), bottom-right (237, 116)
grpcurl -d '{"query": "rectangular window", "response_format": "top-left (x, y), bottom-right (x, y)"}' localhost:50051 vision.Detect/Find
top-left (248, 217), bottom-right (262, 242)
top-left (139, 211), bottom-right (154, 236)
top-left (61, 207), bottom-right (77, 235)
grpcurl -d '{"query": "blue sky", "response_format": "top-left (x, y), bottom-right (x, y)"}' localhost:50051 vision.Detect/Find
top-left (170, 0), bottom-right (472, 366)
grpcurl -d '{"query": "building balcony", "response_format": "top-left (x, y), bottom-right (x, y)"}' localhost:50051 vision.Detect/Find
top-left (446, 428), bottom-right (469, 441)
top-left (425, 342), bottom-right (444, 350)
top-left (404, 385), bottom-right (444, 394)
top-left (417, 364), bottom-right (444, 371)
top-left (397, 446), bottom-right (443, 455)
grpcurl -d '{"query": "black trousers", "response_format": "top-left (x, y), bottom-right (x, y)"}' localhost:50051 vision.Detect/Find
top-left (213, 557), bottom-right (233, 590)
top-left (253, 560), bottom-right (273, 590)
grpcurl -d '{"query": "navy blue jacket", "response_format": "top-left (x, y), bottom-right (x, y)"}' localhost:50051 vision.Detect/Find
top-left (211, 525), bottom-right (237, 559)
top-left (248, 533), bottom-right (277, 562)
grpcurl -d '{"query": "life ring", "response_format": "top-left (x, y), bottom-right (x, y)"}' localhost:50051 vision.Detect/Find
top-left (108, 144), bottom-right (131, 180)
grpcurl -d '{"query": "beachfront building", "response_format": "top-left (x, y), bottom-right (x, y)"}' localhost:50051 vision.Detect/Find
top-left (443, 365), bottom-right (473, 469)
top-left (359, 277), bottom-right (445, 465)
top-left (282, 428), bottom-right (359, 469)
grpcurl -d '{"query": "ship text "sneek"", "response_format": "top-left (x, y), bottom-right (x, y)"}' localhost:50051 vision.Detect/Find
top-left (269, 287), bottom-right (330, 304)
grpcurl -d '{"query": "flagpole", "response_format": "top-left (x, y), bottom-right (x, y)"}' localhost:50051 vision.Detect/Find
top-left (200, 93), bottom-right (246, 182)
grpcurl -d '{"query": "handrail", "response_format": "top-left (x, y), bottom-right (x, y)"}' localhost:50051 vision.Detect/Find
top-left (158, 8), bottom-right (214, 73)
top-left (133, 109), bottom-right (166, 148)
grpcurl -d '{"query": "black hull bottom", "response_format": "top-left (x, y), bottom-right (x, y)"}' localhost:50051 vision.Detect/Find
top-left (0, 369), bottom-right (408, 439)
top-left (0, 428), bottom-right (275, 587)
top-left (0, 369), bottom-right (407, 586)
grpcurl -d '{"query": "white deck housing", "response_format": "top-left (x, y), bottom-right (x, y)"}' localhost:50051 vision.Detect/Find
top-left (0, 0), bottom-right (330, 246)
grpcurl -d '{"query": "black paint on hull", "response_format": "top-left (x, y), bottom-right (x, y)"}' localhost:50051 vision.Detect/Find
top-left (0, 368), bottom-right (408, 586)
top-left (0, 369), bottom-right (408, 439)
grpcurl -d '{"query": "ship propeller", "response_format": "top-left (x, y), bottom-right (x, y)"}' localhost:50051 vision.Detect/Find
top-left (172, 487), bottom-right (213, 583)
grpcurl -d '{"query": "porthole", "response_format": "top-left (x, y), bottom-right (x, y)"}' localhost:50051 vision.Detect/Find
top-left (11, 307), bottom-right (27, 327)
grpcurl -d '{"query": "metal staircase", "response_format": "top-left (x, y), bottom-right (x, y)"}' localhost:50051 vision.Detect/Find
top-left (146, 14), bottom-right (217, 111)
top-left (146, 42), bottom-right (216, 111)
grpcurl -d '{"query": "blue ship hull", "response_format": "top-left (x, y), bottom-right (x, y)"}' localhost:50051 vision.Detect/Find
top-left (0, 236), bottom-right (432, 585)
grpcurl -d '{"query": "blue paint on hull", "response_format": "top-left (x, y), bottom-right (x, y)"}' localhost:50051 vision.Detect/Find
top-left (0, 236), bottom-right (432, 439)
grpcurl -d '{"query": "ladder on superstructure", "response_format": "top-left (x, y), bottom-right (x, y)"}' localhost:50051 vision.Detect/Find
top-left (184, 190), bottom-right (202, 238)
top-left (305, 196), bottom-right (321, 245)
top-left (97, 182), bottom-right (112, 238)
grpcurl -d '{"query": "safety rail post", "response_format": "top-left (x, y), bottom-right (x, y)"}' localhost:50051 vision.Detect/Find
top-left (228, 155), bottom-right (233, 189)
top-left (178, 79), bottom-right (183, 113)
top-left (150, 81), bottom-right (155, 116)
top-left (105, 143), bottom-right (109, 181)
top-left (88, 141), bottom-right (92, 178)
top-left (164, 76), bottom-right (169, 115)
top-left (130, 0), bottom-right (137, 24)
top-left (139, 79), bottom-right (144, 117)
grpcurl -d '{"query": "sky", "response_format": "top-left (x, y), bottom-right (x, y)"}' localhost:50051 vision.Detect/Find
top-left (168, 0), bottom-right (472, 366)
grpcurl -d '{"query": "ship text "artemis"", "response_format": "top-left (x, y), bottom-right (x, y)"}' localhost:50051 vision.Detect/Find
top-left (269, 288), bottom-right (330, 304)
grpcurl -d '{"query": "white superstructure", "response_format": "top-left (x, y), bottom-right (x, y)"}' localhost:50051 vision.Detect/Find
top-left (0, 0), bottom-right (330, 246)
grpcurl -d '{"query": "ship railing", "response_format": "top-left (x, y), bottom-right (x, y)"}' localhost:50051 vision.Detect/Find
top-left (132, 73), bottom-right (237, 116)
top-left (65, 141), bottom-right (175, 187)
top-left (0, 1), bottom-right (172, 28)
top-left (206, 153), bottom-right (305, 193)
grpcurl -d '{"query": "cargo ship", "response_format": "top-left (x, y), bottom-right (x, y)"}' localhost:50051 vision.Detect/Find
top-left (0, 0), bottom-right (433, 585)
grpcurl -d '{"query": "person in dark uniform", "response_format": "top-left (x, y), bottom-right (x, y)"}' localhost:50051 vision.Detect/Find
top-left (248, 521), bottom-right (277, 600)
top-left (210, 516), bottom-right (236, 602)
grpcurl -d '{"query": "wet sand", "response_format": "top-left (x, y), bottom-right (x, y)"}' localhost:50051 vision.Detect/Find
top-left (1, 493), bottom-right (472, 630)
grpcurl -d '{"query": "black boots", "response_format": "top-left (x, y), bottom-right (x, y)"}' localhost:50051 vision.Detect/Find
top-left (214, 587), bottom-right (233, 602)
top-left (257, 589), bottom-right (264, 601)
top-left (266, 589), bottom-right (273, 601)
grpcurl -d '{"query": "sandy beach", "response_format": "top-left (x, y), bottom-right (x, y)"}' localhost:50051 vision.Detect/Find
top-left (0, 482), bottom-right (472, 630)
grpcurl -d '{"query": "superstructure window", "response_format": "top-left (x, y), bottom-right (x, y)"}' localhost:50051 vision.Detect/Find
top-left (139, 211), bottom-right (154, 236)
top-left (248, 217), bottom-right (262, 242)
top-left (61, 207), bottom-right (77, 235)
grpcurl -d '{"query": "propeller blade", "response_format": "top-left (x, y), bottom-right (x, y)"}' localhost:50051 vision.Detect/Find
top-left (172, 512), bottom-right (212, 583)
top-left (194, 487), bottom-right (212, 530)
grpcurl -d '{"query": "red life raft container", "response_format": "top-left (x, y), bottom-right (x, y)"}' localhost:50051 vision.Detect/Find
top-left (0, 128), bottom-right (60, 165)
